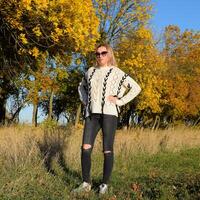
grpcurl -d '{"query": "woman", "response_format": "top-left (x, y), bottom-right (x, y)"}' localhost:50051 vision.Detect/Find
top-left (73, 43), bottom-right (141, 195)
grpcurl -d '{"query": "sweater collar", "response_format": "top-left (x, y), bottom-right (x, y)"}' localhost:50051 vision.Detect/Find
top-left (95, 65), bottom-right (113, 70)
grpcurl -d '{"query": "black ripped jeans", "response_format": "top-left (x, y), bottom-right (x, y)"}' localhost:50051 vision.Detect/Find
top-left (81, 113), bottom-right (118, 184)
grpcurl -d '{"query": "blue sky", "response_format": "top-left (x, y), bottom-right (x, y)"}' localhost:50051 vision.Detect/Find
top-left (151, 0), bottom-right (200, 32)
top-left (19, 0), bottom-right (200, 123)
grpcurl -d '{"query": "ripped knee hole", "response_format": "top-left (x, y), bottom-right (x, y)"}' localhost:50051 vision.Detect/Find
top-left (82, 144), bottom-right (92, 150)
top-left (104, 151), bottom-right (112, 154)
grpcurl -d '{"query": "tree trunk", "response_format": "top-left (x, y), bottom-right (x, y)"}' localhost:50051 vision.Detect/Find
top-left (0, 98), bottom-right (6, 125)
top-left (75, 103), bottom-right (82, 127)
top-left (152, 115), bottom-right (160, 131)
top-left (11, 106), bottom-right (23, 122)
top-left (32, 103), bottom-right (38, 127)
top-left (48, 90), bottom-right (54, 120)
top-left (193, 116), bottom-right (200, 126)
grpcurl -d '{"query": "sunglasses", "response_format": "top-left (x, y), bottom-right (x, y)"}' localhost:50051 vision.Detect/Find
top-left (95, 51), bottom-right (108, 58)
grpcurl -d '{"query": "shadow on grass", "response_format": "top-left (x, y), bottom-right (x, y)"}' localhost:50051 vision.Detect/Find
top-left (37, 127), bottom-right (112, 195)
top-left (37, 128), bottom-right (82, 185)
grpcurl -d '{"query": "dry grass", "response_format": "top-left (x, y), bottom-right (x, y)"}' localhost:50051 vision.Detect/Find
top-left (114, 125), bottom-right (200, 154)
top-left (0, 124), bottom-right (200, 168)
top-left (0, 125), bottom-right (42, 167)
top-left (65, 124), bottom-right (200, 167)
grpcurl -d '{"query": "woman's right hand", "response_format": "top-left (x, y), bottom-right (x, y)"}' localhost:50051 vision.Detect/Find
top-left (107, 95), bottom-right (119, 104)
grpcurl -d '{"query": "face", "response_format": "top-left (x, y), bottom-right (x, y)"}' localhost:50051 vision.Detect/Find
top-left (95, 46), bottom-right (109, 67)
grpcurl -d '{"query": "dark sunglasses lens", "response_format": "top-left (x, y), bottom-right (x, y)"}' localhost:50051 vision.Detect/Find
top-left (101, 51), bottom-right (107, 55)
top-left (95, 51), bottom-right (108, 57)
top-left (95, 52), bottom-right (101, 57)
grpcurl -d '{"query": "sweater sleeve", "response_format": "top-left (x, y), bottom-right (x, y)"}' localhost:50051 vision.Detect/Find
top-left (115, 74), bottom-right (141, 106)
top-left (78, 73), bottom-right (88, 106)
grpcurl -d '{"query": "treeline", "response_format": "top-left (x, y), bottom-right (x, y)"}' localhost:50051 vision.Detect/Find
top-left (0, 0), bottom-right (199, 128)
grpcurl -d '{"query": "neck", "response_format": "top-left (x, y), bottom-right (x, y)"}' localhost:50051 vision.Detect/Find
top-left (98, 64), bottom-right (109, 67)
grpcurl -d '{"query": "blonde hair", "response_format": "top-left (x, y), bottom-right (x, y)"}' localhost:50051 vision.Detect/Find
top-left (95, 43), bottom-right (117, 67)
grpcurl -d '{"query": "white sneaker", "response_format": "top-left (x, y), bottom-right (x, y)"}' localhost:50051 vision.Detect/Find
top-left (72, 181), bottom-right (92, 193)
top-left (99, 183), bottom-right (108, 194)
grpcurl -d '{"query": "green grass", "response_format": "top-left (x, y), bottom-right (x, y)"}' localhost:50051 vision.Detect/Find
top-left (1, 145), bottom-right (200, 200)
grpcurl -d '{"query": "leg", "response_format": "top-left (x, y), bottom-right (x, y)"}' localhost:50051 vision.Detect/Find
top-left (101, 114), bottom-right (118, 184)
top-left (81, 114), bottom-right (101, 183)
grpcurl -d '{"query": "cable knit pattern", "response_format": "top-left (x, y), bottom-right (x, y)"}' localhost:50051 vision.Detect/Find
top-left (101, 68), bottom-right (113, 114)
top-left (78, 65), bottom-right (141, 118)
top-left (115, 73), bottom-right (128, 114)
top-left (116, 73), bottom-right (129, 96)
top-left (87, 68), bottom-right (96, 115)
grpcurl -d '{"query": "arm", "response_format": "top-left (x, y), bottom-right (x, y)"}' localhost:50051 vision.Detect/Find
top-left (78, 73), bottom-right (88, 106)
top-left (115, 75), bottom-right (141, 106)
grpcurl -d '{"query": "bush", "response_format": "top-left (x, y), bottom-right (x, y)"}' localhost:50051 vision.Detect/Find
top-left (40, 119), bottom-right (59, 129)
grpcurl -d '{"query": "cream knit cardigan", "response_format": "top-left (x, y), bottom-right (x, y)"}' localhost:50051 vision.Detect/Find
top-left (78, 65), bottom-right (141, 118)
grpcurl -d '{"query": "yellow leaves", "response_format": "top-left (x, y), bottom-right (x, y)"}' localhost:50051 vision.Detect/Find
top-left (55, 28), bottom-right (63, 37)
top-left (58, 0), bottom-right (66, 4)
top-left (19, 33), bottom-right (28, 44)
top-left (135, 0), bottom-right (152, 21)
top-left (116, 26), bottom-right (166, 114)
top-left (21, 60), bottom-right (65, 104)
top-left (28, 47), bottom-right (40, 58)
top-left (48, 16), bottom-right (58, 24)
top-left (163, 26), bottom-right (200, 117)
top-left (22, 0), bottom-right (31, 10)
top-left (123, 58), bottom-right (143, 69)
top-left (6, 17), bottom-right (20, 29)
top-left (16, 10), bottom-right (22, 19)
top-left (48, 0), bottom-right (99, 52)
top-left (50, 32), bottom-right (59, 43)
top-left (4, 0), bottom-right (99, 63)
top-left (21, 0), bottom-right (48, 11)
top-left (55, 68), bottom-right (68, 80)
top-left (18, 48), bottom-right (28, 56)
top-left (138, 81), bottom-right (162, 113)
top-left (136, 27), bottom-right (153, 41)
top-left (50, 27), bottom-right (64, 42)
top-left (32, 26), bottom-right (42, 37)
top-left (57, 0), bottom-right (99, 52)
top-left (53, 22), bottom-right (59, 27)
top-left (34, 0), bottom-right (48, 10)
top-left (32, 47), bottom-right (39, 58)
top-left (3, 0), bottom-right (99, 111)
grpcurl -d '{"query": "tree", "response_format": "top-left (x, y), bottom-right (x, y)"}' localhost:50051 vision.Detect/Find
top-left (162, 25), bottom-right (200, 122)
top-left (40, 69), bottom-right (82, 123)
top-left (115, 27), bottom-right (166, 127)
top-left (93, 0), bottom-right (152, 43)
top-left (0, 0), bottom-right (99, 125)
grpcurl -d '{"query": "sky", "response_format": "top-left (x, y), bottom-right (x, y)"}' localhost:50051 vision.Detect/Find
top-left (151, 0), bottom-right (200, 33)
top-left (19, 0), bottom-right (200, 123)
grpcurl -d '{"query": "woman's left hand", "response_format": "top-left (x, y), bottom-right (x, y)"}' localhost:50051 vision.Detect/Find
top-left (107, 95), bottom-right (118, 104)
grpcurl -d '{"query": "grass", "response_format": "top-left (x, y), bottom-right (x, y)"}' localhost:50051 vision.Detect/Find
top-left (0, 125), bottom-right (200, 199)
